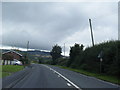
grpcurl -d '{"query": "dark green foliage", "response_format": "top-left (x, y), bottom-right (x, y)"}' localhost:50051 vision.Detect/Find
top-left (38, 57), bottom-right (52, 64)
top-left (67, 40), bottom-right (120, 77)
top-left (38, 57), bottom-right (44, 64)
top-left (57, 58), bottom-right (69, 66)
top-left (21, 58), bottom-right (30, 65)
top-left (67, 43), bottom-right (84, 67)
top-left (50, 44), bottom-right (62, 65)
top-left (21, 53), bottom-right (30, 65)
top-left (70, 41), bottom-right (120, 76)
top-left (50, 41), bottom-right (119, 77)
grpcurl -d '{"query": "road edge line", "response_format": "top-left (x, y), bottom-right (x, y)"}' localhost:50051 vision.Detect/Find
top-left (43, 64), bottom-right (82, 90)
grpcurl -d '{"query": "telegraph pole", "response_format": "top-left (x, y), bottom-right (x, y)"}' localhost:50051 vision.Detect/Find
top-left (27, 41), bottom-right (29, 52)
top-left (26, 41), bottom-right (29, 58)
top-left (25, 41), bottom-right (29, 65)
top-left (89, 19), bottom-right (95, 46)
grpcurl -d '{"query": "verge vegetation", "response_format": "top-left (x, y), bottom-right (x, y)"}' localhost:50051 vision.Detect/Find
top-left (54, 65), bottom-right (120, 85)
top-left (49, 40), bottom-right (120, 85)
top-left (0, 65), bottom-right (24, 78)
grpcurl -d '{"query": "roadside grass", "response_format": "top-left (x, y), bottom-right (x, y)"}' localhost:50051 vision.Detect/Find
top-left (54, 65), bottom-right (120, 85)
top-left (31, 60), bottom-right (39, 64)
top-left (2, 72), bottom-right (11, 78)
top-left (0, 65), bottom-right (24, 78)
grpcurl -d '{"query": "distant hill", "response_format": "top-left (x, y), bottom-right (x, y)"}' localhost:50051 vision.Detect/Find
top-left (27, 50), bottom-right (50, 56)
top-left (1, 49), bottom-right (50, 55)
top-left (1, 49), bottom-right (51, 60)
top-left (0, 49), bottom-right (52, 63)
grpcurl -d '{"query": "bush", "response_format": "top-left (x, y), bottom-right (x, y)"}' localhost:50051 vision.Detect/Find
top-left (57, 58), bottom-right (68, 66)
top-left (68, 40), bottom-right (120, 76)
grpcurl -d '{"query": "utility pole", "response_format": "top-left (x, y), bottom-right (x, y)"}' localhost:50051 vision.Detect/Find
top-left (89, 19), bottom-right (95, 46)
top-left (25, 41), bottom-right (29, 65)
top-left (64, 43), bottom-right (65, 57)
top-left (27, 41), bottom-right (29, 52)
top-left (26, 41), bottom-right (29, 58)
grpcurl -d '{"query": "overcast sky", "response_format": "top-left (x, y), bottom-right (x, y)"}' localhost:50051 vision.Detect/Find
top-left (2, 1), bottom-right (118, 55)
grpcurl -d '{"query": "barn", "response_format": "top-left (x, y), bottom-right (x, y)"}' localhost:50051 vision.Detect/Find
top-left (2, 50), bottom-right (23, 65)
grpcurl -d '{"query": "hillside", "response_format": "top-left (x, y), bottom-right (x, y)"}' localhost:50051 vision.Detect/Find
top-left (1, 49), bottom-right (51, 61)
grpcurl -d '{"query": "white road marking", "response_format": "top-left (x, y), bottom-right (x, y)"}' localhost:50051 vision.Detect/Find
top-left (42, 65), bottom-right (81, 90)
top-left (42, 64), bottom-right (120, 89)
top-left (58, 75), bottom-right (60, 77)
top-left (67, 83), bottom-right (72, 87)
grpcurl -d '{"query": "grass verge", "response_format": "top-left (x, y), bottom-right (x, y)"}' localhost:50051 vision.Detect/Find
top-left (0, 65), bottom-right (24, 78)
top-left (54, 65), bottom-right (120, 85)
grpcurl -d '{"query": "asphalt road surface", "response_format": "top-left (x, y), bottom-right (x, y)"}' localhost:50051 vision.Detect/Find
top-left (2, 64), bottom-right (120, 90)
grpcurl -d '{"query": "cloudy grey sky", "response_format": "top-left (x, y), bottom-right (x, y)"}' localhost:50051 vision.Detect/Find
top-left (2, 1), bottom-right (118, 55)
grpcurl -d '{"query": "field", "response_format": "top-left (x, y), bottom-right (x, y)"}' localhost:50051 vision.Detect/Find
top-left (0, 65), bottom-right (24, 78)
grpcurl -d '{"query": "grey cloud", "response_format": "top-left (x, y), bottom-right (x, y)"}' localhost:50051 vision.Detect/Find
top-left (2, 2), bottom-right (118, 51)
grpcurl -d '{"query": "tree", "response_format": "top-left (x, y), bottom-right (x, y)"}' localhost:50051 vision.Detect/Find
top-left (38, 57), bottom-right (44, 64)
top-left (67, 43), bottom-right (84, 67)
top-left (50, 44), bottom-right (62, 65)
top-left (21, 53), bottom-right (30, 65)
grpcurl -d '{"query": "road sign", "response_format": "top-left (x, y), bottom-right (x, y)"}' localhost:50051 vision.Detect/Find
top-left (100, 58), bottom-right (103, 62)
top-left (98, 51), bottom-right (103, 58)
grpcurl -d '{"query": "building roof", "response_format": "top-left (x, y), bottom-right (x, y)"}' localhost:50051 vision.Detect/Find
top-left (2, 50), bottom-right (23, 57)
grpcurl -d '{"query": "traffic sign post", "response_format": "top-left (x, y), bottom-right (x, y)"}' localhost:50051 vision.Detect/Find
top-left (100, 58), bottom-right (103, 74)
top-left (98, 51), bottom-right (103, 74)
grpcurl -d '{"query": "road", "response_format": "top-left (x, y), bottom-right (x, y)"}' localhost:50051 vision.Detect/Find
top-left (2, 64), bottom-right (120, 90)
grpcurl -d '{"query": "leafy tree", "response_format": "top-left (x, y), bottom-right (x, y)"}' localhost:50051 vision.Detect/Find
top-left (79, 40), bottom-right (119, 75)
top-left (67, 43), bottom-right (84, 67)
top-left (56, 40), bottom-right (120, 77)
top-left (21, 54), bottom-right (30, 65)
top-left (50, 44), bottom-right (62, 65)
top-left (38, 57), bottom-right (44, 64)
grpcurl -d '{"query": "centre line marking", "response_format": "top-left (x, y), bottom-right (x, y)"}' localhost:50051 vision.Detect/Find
top-left (58, 75), bottom-right (60, 77)
top-left (67, 83), bottom-right (71, 87)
